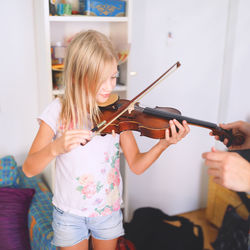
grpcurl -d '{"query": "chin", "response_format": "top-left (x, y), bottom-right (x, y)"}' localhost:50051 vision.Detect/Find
top-left (97, 97), bottom-right (108, 104)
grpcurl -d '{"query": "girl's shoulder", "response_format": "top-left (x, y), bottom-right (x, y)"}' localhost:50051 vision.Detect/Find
top-left (51, 97), bottom-right (62, 108)
top-left (38, 98), bottom-right (63, 135)
top-left (38, 98), bottom-right (62, 122)
top-left (44, 98), bottom-right (62, 113)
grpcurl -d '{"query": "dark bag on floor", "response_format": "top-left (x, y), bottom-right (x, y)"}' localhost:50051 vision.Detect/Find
top-left (212, 202), bottom-right (250, 250)
top-left (124, 207), bottom-right (204, 250)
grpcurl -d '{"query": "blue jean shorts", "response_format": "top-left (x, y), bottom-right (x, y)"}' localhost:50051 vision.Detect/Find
top-left (51, 207), bottom-right (124, 247)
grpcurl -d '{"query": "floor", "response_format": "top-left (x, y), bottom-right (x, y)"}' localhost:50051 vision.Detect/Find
top-left (177, 208), bottom-right (218, 250)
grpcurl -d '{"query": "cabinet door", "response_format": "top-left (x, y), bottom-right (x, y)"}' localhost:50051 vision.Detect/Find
top-left (126, 0), bottom-right (229, 220)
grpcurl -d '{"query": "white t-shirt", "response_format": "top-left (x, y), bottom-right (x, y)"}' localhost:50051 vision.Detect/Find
top-left (38, 98), bottom-right (122, 217)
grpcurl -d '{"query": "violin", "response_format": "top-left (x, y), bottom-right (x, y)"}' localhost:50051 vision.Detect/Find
top-left (92, 62), bottom-right (245, 147)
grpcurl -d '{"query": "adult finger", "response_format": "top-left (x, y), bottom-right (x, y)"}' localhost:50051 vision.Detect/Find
top-left (202, 150), bottom-right (227, 162)
top-left (207, 167), bottom-right (221, 178)
top-left (204, 159), bottom-right (222, 169)
top-left (219, 121), bottom-right (241, 130)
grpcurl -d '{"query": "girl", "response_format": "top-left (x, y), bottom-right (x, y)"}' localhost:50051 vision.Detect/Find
top-left (23, 30), bottom-right (190, 250)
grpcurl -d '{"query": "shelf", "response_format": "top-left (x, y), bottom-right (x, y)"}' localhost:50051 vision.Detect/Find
top-left (52, 85), bottom-right (126, 96)
top-left (114, 85), bottom-right (127, 91)
top-left (52, 89), bottom-right (64, 96)
top-left (49, 15), bottom-right (128, 22)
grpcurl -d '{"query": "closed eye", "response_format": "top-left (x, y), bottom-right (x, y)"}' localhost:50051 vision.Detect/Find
top-left (112, 72), bottom-right (119, 79)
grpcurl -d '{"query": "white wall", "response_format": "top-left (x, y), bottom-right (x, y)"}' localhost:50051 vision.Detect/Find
top-left (225, 0), bottom-right (250, 123)
top-left (0, 0), bottom-right (38, 165)
top-left (125, 0), bottom-right (250, 221)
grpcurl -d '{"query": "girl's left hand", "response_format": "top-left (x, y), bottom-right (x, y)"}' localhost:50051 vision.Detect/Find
top-left (159, 119), bottom-right (190, 148)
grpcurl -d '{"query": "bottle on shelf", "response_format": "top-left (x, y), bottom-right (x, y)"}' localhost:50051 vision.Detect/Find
top-left (51, 41), bottom-right (66, 65)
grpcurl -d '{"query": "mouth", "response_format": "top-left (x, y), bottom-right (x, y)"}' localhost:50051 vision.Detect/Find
top-left (100, 93), bottom-right (110, 99)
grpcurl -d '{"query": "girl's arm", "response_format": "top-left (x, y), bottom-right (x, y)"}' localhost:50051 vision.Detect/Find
top-left (23, 121), bottom-right (92, 177)
top-left (120, 119), bottom-right (189, 175)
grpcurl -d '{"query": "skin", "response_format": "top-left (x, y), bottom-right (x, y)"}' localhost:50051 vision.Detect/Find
top-left (23, 61), bottom-right (190, 250)
top-left (202, 121), bottom-right (250, 192)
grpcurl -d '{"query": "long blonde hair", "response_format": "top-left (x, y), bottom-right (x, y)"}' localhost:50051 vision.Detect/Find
top-left (60, 30), bottom-right (118, 130)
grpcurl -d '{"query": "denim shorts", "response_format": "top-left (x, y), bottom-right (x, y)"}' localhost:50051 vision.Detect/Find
top-left (51, 207), bottom-right (124, 247)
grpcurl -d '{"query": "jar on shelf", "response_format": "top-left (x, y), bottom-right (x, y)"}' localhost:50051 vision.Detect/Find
top-left (51, 41), bottom-right (66, 65)
top-left (52, 69), bottom-right (64, 90)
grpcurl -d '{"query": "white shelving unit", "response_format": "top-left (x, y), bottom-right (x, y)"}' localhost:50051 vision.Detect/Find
top-left (34, 0), bottom-right (131, 220)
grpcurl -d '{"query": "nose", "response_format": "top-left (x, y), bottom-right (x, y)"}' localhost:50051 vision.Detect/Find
top-left (103, 78), bottom-right (115, 92)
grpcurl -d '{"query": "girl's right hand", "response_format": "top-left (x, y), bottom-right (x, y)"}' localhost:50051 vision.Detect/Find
top-left (51, 130), bottom-right (92, 156)
top-left (210, 121), bottom-right (250, 150)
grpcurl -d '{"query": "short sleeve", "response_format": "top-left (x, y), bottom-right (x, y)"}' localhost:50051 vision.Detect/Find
top-left (37, 98), bottom-right (61, 135)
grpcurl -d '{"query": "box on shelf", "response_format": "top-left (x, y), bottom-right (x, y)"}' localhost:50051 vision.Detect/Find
top-left (84, 0), bottom-right (126, 17)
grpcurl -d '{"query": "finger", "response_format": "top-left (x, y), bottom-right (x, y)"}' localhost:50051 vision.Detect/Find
top-left (169, 120), bottom-right (177, 138)
top-left (211, 146), bottom-right (217, 152)
top-left (182, 120), bottom-right (190, 136)
top-left (165, 128), bottom-right (170, 140)
top-left (173, 119), bottom-right (186, 138)
top-left (213, 177), bottom-right (222, 185)
top-left (214, 135), bottom-right (220, 141)
top-left (210, 132), bottom-right (220, 140)
top-left (205, 159), bottom-right (221, 169)
top-left (227, 144), bottom-right (242, 151)
top-left (202, 150), bottom-right (226, 161)
top-left (207, 167), bottom-right (221, 178)
top-left (209, 131), bottom-right (214, 136)
top-left (80, 139), bottom-right (88, 146)
top-left (67, 136), bottom-right (88, 146)
top-left (173, 119), bottom-right (184, 132)
top-left (223, 138), bottom-right (229, 146)
top-left (76, 132), bottom-right (93, 141)
top-left (68, 142), bottom-right (82, 151)
top-left (66, 130), bottom-right (92, 138)
top-left (219, 121), bottom-right (241, 130)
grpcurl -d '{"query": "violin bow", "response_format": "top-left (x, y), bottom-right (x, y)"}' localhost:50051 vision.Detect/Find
top-left (92, 62), bottom-right (181, 134)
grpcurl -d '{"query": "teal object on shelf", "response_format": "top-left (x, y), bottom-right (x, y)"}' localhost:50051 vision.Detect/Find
top-left (84, 0), bottom-right (126, 17)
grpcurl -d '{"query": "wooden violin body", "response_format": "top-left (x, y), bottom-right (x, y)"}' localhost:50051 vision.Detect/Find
top-left (99, 99), bottom-right (181, 139)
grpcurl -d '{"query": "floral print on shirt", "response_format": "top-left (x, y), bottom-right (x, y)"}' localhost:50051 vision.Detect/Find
top-left (76, 174), bottom-right (103, 200)
top-left (76, 142), bottom-right (121, 217)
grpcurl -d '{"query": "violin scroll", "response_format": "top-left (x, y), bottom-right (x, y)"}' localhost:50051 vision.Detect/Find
top-left (212, 127), bottom-right (245, 147)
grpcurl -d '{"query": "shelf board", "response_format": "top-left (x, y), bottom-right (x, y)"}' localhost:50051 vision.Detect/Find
top-left (114, 85), bottom-right (127, 91)
top-left (49, 15), bottom-right (128, 22)
top-left (52, 85), bottom-right (126, 96)
top-left (52, 89), bottom-right (64, 96)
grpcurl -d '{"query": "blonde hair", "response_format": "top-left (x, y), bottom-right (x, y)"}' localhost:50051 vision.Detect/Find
top-left (60, 30), bottom-right (118, 130)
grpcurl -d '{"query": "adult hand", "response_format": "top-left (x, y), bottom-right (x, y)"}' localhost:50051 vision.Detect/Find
top-left (202, 147), bottom-right (250, 192)
top-left (210, 121), bottom-right (250, 150)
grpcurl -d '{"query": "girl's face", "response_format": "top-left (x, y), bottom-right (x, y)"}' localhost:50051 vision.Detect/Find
top-left (96, 60), bottom-right (118, 104)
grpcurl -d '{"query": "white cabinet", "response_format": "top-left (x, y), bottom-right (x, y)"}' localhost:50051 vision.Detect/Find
top-left (34, 0), bottom-right (131, 216)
